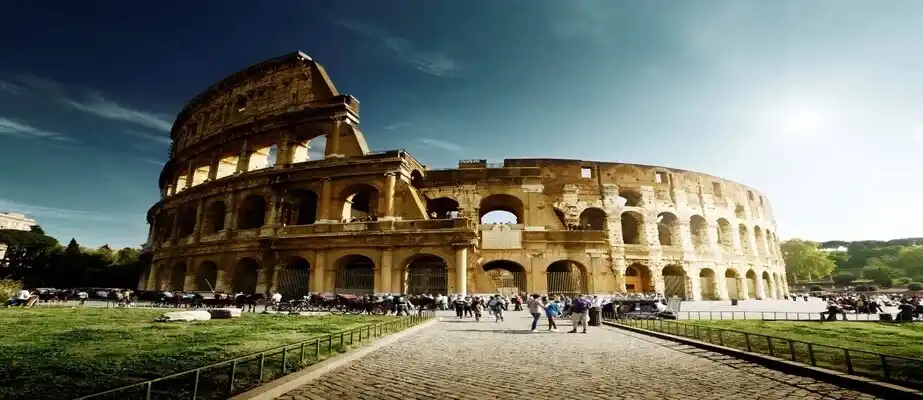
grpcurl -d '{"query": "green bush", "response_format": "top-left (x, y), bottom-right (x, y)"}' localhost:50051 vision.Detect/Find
top-left (895, 277), bottom-right (912, 285)
top-left (0, 279), bottom-right (22, 302)
top-left (907, 282), bottom-right (923, 291)
top-left (853, 284), bottom-right (879, 292)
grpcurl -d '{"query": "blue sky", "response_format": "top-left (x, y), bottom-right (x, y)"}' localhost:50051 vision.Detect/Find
top-left (0, 1), bottom-right (921, 248)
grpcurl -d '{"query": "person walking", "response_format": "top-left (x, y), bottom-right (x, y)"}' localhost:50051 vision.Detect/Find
top-left (527, 294), bottom-right (545, 333)
top-left (545, 298), bottom-right (561, 332)
top-left (568, 295), bottom-right (591, 334)
top-left (452, 295), bottom-right (466, 319)
top-left (490, 295), bottom-right (505, 322)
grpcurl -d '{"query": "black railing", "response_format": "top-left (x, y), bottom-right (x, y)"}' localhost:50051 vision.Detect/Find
top-left (674, 310), bottom-right (884, 321)
top-left (612, 318), bottom-right (923, 389)
top-left (75, 312), bottom-right (433, 400)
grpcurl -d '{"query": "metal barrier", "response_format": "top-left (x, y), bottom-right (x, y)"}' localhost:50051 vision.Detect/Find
top-left (613, 318), bottom-right (923, 389)
top-left (676, 311), bottom-right (883, 321)
top-left (74, 312), bottom-right (434, 400)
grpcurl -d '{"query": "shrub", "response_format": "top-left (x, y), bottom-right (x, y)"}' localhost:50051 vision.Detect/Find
top-left (854, 284), bottom-right (880, 292)
top-left (0, 279), bottom-right (22, 301)
top-left (833, 273), bottom-right (855, 286)
top-left (809, 285), bottom-right (823, 292)
top-left (907, 282), bottom-right (923, 291)
top-left (895, 277), bottom-right (912, 285)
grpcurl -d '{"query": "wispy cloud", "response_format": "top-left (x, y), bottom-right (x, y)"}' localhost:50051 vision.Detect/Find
top-left (418, 137), bottom-right (464, 153)
top-left (0, 117), bottom-right (69, 141)
top-left (139, 158), bottom-right (165, 167)
top-left (332, 18), bottom-right (461, 77)
top-left (549, 1), bottom-right (617, 40)
top-left (0, 80), bottom-right (23, 95)
top-left (123, 129), bottom-right (171, 145)
top-left (0, 198), bottom-right (132, 224)
top-left (383, 122), bottom-right (413, 131)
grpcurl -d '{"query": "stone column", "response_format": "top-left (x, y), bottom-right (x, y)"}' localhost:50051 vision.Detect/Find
top-left (207, 151), bottom-right (220, 181)
top-left (730, 225), bottom-right (742, 251)
top-left (326, 119), bottom-right (342, 157)
top-left (737, 276), bottom-right (750, 300)
top-left (184, 258), bottom-right (196, 291)
top-left (225, 194), bottom-right (237, 230)
top-left (381, 173), bottom-right (397, 220)
top-left (716, 271), bottom-right (729, 300)
top-left (747, 229), bottom-right (759, 257)
top-left (755, 273), bottom-right (766, 299)
top-left (235, 140), bottom-right (251, 173)
top-left (678, 222), bottom-right (694, 252)
top-left (276, 131), bottom-right (294, 166)
top-left (170, 210), bottom-right (180, 244)
top-left (652, 265), bottom-right (665, 294)
top-left (379, 249), bottom-right (393, 294)
top-left (319, 178), bottom-right (334, 222)
top-left (312, 251), bottom-right (326, 293)
top-left (707, 223), bottom-right (722, 258)
top-left (613, 257), bottom-right (627, 292)
top-left (455, 246), bottom-right (468, 296)
top-left (267, 193), bottom-right (281, 227)
top-left (193, 199), bottom-right (205, 242)
top-left (184, 160), bottom-right (195, 189)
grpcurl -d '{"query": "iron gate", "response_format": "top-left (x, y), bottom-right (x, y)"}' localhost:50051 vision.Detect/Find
top-left (486, 269), bottom-right (527, 296)
top-left (663, 275), bottom-right (687, 300)
top-left (406, 266), bottom-right (448, 295)
top-left (278, 265), bottom-right (310, 300)
top-left (546, 271), bottom-right (585, 296)
top-left (335, 266), bottom-right (374, 294)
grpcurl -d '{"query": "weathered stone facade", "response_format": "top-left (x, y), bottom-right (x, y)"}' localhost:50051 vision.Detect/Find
top-left (143, 51), bottom-right (789, 301)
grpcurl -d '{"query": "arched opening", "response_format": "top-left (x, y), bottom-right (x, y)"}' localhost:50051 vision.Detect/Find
top-left (169, 263), bottom-right (187, 291)
top-left (278, 257), bottom-right (311, 300)
top-left (546, 260), bottom-right (587, 296)
top-left (153, 264), bottom-right (167, 290)
top-left (482, 260), bottom-right (527, 296)
top-left (734, 205), bottom-right (746, 219)
top-left (410, 170), bottom-right (425, 189)
top-left (404, 255), bottom-right (448, 295)
top-left (738, 224), bottom-right (750, 251)
top-left (716, 218), bottom-right (732, 247)
top-left (340, 184), bottom-right (379, 221)
top-left (662, 264), bottom-right (687, 300)
top-left (248, 144), bottom-right (277, 171)
top-left (238, 195), bottom-right (267, 229)
top-left (334, 255), bottom-right (375, 294)
top-left (618, 188), bottom-right (643, 207)
top-left (155, 211), bottom-right (174, 243)
top-left (625, 263), bottom-right (652, 293)
top-left (753, 226), bottom-right (766, 254)
top-left (699, 268), bottom-right (717, 300)
top-left (578, 208), bottom-right (607, 230)
top-left (553, 208), bottom-right (567, 229)
top-left (479, 194), bottom-right (524, 224)
top-left (294, 190), bottom-right (319, 225)
top-left (195, 261), bottom-right (219, 291)
top-left (762, 271), bottom-right (774, 299)
top-left (657, 212), bottom-right (680, 246)
top-left (205, 201), bottom-right (227, 234)
top-left (426, 197), bottom-right (459, 219)
top-left (177, 204), bottom-right (197, 238)
top-left (689, 215), bottom-right (709, 250)
top-left (620, 211), bottom-right (645, 245)
top-left (725, 269), bottom-right (741, 300)
top-left (232, 257), bottom-right (260, 294)
top-left (746, 269), bottom-right (758, 299)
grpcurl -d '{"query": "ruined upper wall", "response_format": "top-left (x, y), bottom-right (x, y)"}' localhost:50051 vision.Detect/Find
top-left (169, 51), bottom-right (348, 155)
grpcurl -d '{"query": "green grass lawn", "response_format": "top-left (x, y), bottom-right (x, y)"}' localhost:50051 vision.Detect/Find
top-left (0, 308), bottom-right (394, 400)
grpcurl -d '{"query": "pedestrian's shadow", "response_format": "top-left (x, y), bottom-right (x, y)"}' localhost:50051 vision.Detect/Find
top-left (447, 329), bottom-right (537, 334)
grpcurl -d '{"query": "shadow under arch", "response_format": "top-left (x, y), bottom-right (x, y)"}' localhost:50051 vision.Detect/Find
top-left (169, 262), bottom-right (187, 291)
top-left (546, 260), bottom-right (587, 296)
top-left (403, 254), bottom-right (449, 295)
top-left (482, 260), bottom-right (527, 296)
top-left (278, 256), bottom-right (311, 299)
top-left (699, 268), bottom-right (717, 300)
top-left (625, 262), bottom-right (652, 293)
top-left (661, 264), bottom-right (687, 300)
top-left (195, 261), bottom-right (219, 291)
top-left (232, 257), bottom-right (261, 294)
top-left (334, 254), bottom-right (375, 294)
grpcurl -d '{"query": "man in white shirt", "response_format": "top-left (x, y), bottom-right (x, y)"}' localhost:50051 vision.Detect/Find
top-left (266, 291), bottom-right (283, 311)
top-left (5, 289), bottom-right (31, 307)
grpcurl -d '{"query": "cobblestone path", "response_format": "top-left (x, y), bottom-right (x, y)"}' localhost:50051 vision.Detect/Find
top-left (279, 312), bottom-right (880, 400)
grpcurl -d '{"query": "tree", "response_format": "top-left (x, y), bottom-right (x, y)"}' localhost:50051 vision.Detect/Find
top-left (115, 247), bottom-right (141, 265)
top-left (29, 225), bottom-right (45, 235)
top-left (861, 265), bottom-right (893, 288)
top-left (0, 229), bottom-right (59, 281)
top-left (888, 246), bottom-right (923, 279)
top-left (781, 239), bottom-right (836, 281)
top-left (65, 239), bottom-right (80, 256)
top-left (95, 245), bottom-right (115, 265)
top-left (833, 272), bottom-right (855, 286)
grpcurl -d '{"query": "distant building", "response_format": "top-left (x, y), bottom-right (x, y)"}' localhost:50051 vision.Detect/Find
top-left (0, 212), bottom-right (38, 261)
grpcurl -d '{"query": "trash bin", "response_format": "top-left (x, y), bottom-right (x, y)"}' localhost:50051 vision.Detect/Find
top-left (731, 299), bottom-right (739, 306)
top-left (589, 308), bottom-right (601, 326)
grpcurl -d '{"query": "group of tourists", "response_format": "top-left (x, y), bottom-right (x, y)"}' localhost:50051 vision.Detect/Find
top-left (804, 292), bottom-right (923, 321)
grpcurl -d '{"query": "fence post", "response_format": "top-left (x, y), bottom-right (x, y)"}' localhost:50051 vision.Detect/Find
top-left (808, 343), bottom-right (817, 366)
top-left (282, 347), bottom-right (289, 373)
top-left (192, 369), bottom-right (200, 399)
top-left (718, 330), bottom-right (724, 346)
top-left (259, 352), bottom-right (266, 381)
top-left (229, 360), bottom-right (237, 392)
top-left (745, 333), bottom-right (752, 352)
top-left (144, 381), bottom-right (152, 400)
top-left (844, 349), bottom-right (854, 374)
top-left (766, 337), bottom-right (773, 357)
top-left (789, 341), bottom-right (796, 361)
top-left (880, 355), bottom-right (891, 381)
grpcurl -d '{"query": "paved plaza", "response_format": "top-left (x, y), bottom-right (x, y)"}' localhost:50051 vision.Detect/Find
top-left (279, 311), bottom-right (880, 400)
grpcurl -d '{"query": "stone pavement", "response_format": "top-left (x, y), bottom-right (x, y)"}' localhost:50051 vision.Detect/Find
top-left (278, 311), bottom-right (880, 400)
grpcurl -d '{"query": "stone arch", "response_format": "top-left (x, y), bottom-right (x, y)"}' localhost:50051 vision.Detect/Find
top-left (205, 201), bottom-right (227, 234)
top-left (278, 256), bottom-right (311, 300)
top-left (753, 225), bottom-right (765, 254)
top-left (293, 189), bottom-right (319, 225)
top-left (176, 203), bottom-right (197, 238)
top-left (426, 197), bottom-right (459, 219)
top-left (620, 211), bottom-right (645, 245)
top-left (479, 194), bottom-right (524, 224)
top-left (232, 257), bottom-right (261, 293)
top-left (169, 262), bottom-right (187, 291)
top-left (699, 268), bottom-right (717, 300)
top-left (716, 218), bottom-right (732, 247)
top-left (724, 268), bottom-right (741, 300)
top-left (734, 205), bottom-right (746, 219)
top-left (738, 224), bottom-right (750, 251)
top-left (154, 211), bottom-right (174, 243)
top-left (152, 263), bottom-right (166, 290)
top-left (195, 261), bottom-right (219, 291)
top-left (618, 187), bottom-right (643, 207)
top-left (482, 260), bottom-right (528, 296)
top-left (333, 254), bottom-right (375, 294)
top-left (403, 254), bottom-right (449, 295)
top-left (661, 264), bottom-right (687, 300)
top-left (410, 170), bottom-right (425, 189)
top-left (340, 183), bottom-right (379, 221)
top-left (579, 207), bottom-right (607, 230)
top-left (625, 263), bottom-right (652, 292)
top-left (689, 215), bottom-right (709, 250)
top-left (762, 270), bottom-right (774, 299)
top-left (238, 194), bottom-right (267, 229)
top-left (657, 212), bottom-right (680, 246)
top-left (746, 269), bottom-right (758, 299)
top-left (546, 260), bottom-right (587, 295)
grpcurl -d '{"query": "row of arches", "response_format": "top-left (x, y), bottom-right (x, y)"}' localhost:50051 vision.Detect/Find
top-left (620, 211), bottom-right (780, 254)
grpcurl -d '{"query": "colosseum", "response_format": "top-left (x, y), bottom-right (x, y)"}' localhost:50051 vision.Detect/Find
top-left (141, 51), bottom-right (790, 301)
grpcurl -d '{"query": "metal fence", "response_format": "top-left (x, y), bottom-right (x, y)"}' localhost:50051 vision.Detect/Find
top-left (406, 266), bottom-right (448, 295)
top-left (334, 266), bottom-right (374, 294)
top-left (613, 318), bottom-right (923, 389)
top-left (675, 311), bottom-right (886, 321)
top-left (546, 271), bottom-right (584, 296)
top-left (74, 313), bottom-right (434, 400)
